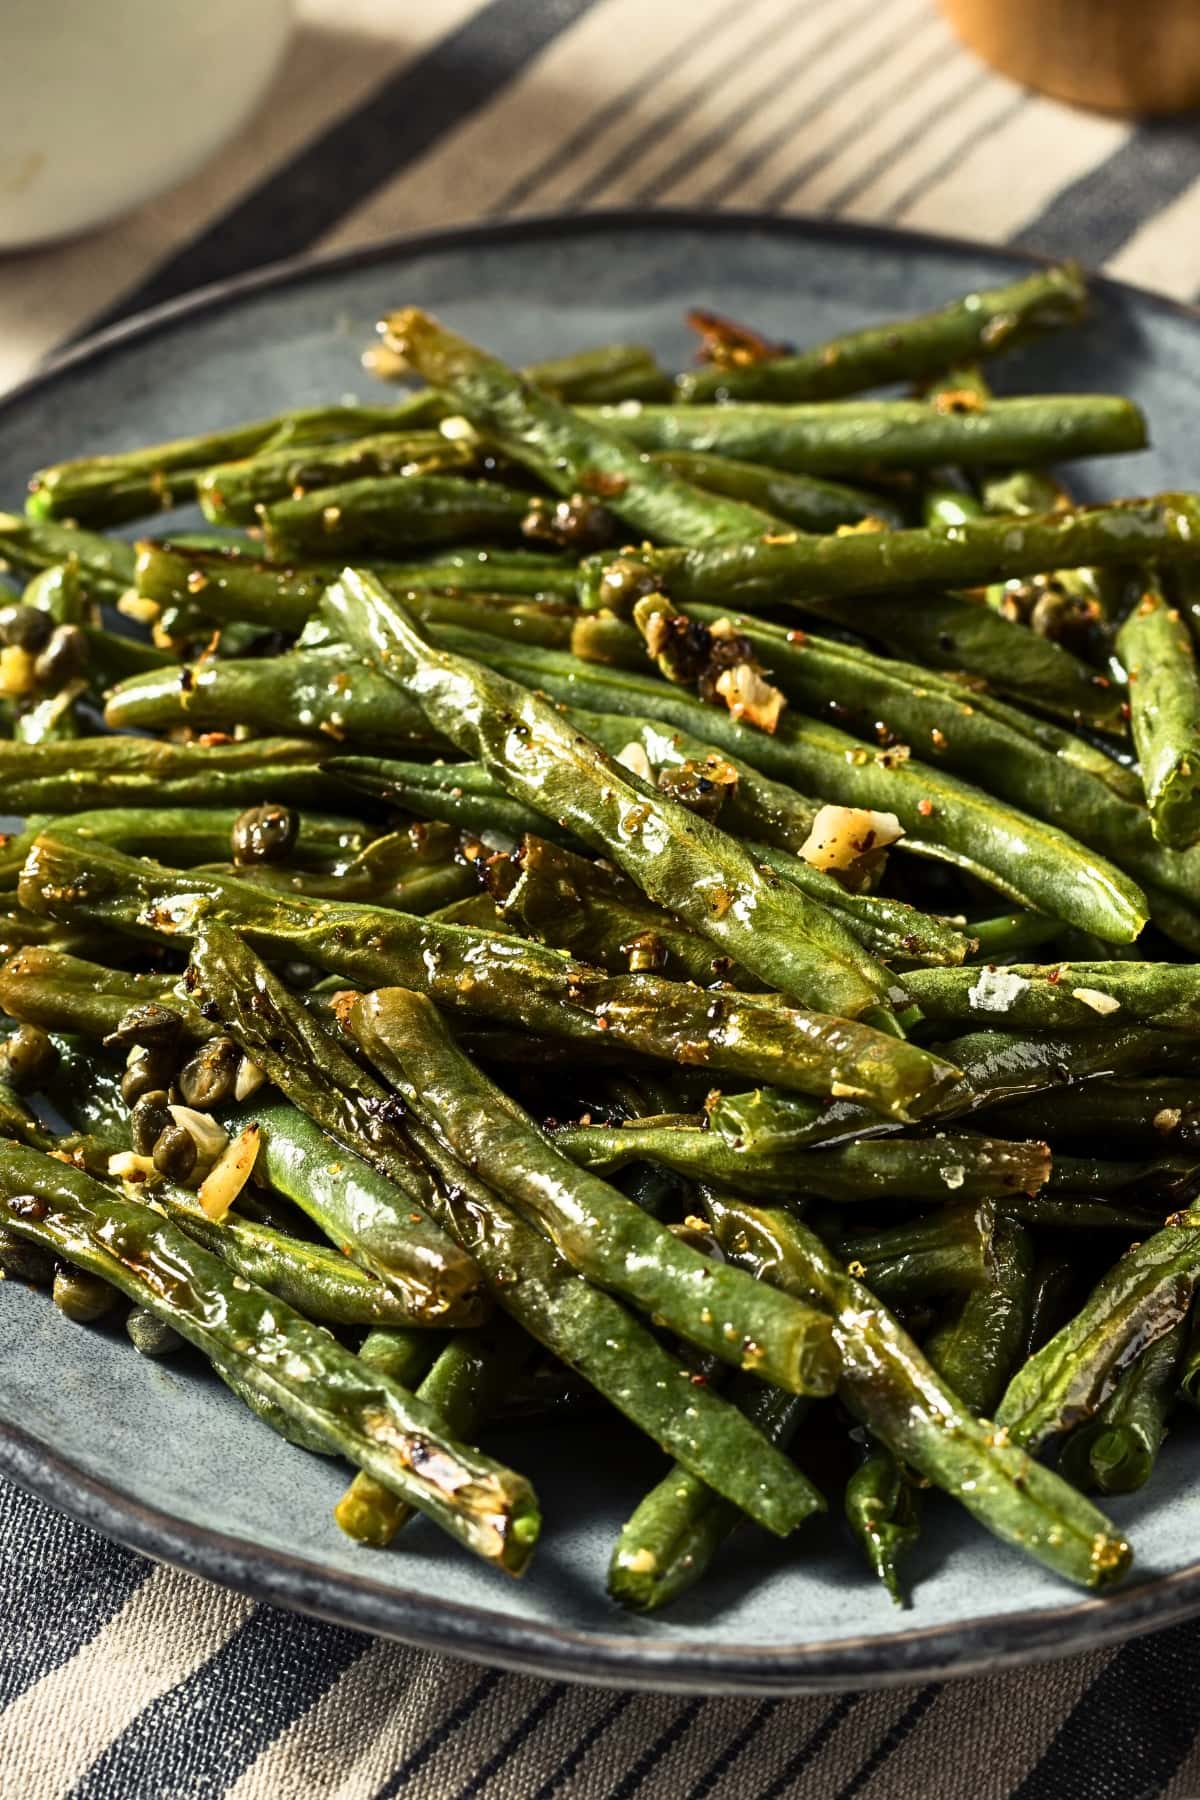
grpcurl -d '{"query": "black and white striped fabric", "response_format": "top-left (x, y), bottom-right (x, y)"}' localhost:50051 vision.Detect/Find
top-left (4, 2), bottom-right (1200, 1793)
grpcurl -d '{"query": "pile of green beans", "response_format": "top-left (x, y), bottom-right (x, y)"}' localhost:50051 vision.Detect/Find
top-left (9, 266), bottom-right (1200, 1610)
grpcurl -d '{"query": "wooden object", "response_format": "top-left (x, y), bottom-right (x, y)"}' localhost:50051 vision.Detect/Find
top-left (938, 0), bottom-right (1200, 116)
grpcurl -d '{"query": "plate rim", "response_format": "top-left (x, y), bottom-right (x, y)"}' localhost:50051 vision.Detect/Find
top-left (4, 205), bottom-right (1200, 1692)
top-left (4, 205), bottom-right (1199, 417)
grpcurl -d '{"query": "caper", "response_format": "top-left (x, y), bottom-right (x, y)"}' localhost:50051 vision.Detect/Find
top-left (33, 622), bottom-right (89, 690)
top-left (152, 1123), bottom-right (197, 1183)
top-left (0, 1022), bottom-right (58, 1091)
top-left (130, 1090), bottom-right (173, 1156)
top-left (232, 803), bottom-right (299, 866)
top-left (0, 1225), bottom-right (55, 1285)
top-left (522, 494), bottom-right (618, 553)
top-left (0, 603), bottom-right (53, 654)
top-left (103, 1002), bottom-right (183, 1052)
top-left (176, 1037), bottom-right (239, 1110)
top-left (596, 556), bottom-right (661, 613)
top-left (126, 1307), bottom-right (183, 1357)
top-left (121, 1042), bottom-right (177, 1108)
top-left (52, 1266), bottom-right (116, 1323)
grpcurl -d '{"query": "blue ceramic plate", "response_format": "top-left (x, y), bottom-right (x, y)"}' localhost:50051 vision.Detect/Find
top-left (3, 212), bottom-right (1200, 1694)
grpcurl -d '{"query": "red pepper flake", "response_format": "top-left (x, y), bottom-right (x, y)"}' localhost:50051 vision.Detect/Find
top-left (197, 731), bottom-right (234, 747)
top-left (917, 797), bottom-right (934, 817)
top-left (786, 628), bottom-right (807, 645)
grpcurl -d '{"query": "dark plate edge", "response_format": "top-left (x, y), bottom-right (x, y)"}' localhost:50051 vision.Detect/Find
top-left (3, 206), bottom-right (1199, 1691)
top-left (4, 1417), bottom-right (1200, 1695)
top-left (2, 207), bottom-right (1198, 422)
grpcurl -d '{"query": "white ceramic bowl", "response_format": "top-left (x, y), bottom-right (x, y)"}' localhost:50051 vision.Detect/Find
top-left (0, 0), bottom-right (293, 249)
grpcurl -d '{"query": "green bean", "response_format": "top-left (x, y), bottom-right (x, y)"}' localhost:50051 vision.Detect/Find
top-left (0, 735), bottom-right (348, 814)
top-left (1059, 1317), bottom-right (1186, 1495)
top-left (830, 1201), bottom-right (996, 1305)
top-left (260, 474), bottom-right (554, 559)
top-left (20, 831), bottom-right (961, 1119)
top-left (675, 602), bottom-right (1135, 786)
top-left (923, 1218), bottom-right (1036, 1417)
top-left (177, 923), bottom-right (488, 1326)
top-left (0, 1143), bottom-right (539, 1573)
top-left (323, 570), bottom-right (901, 1021)
top-left (806, 588), bottom-right (1126, 734)
top-left (499, 834), bottom-right (755, 985)
top-left (677, 265), bottom-right (1089, 402)
top-left (1117, 581), bottom-right (1200, 849)
top-left (335, 1315), bottom-right (533, 1546)
top-left (903, 961), bottom-right (1200, 1033)
top-left (0, 948), bottom-right (203, 1044)
top-left (373, 340), bottom-right (672, 406)
top-left (582, 395), bottom-right (1146, 476)
top-left (352, 985), bottom-right (840, 1396)
top-left (24, 403), bottom-right (439, 527)
top-left (198, 432), bottom-right (477, 525)
top-left (748, 844), bottom-right (976, 969)
top-left (440, 630), bottom-right (1147, 943)
top-left (0, 513), bottom-right (137, 602)
top-left (647, 450), bottom-right (904, 530)
top-left (134, 543), bottom-right (579, 633)
top-left (845, 1446), bottom-right (921, 1606)
top-left (997, 1195), bottom-right (1160, 1233)
top-left (357, 1326), bottom-right (444, 1389)
top-left (969, 913), bottom-right (1064, 961)
top-left (606, 1381), bottom-right (810, 1612)
top-left (702, 1188), bottom-right (1130, 1589)
top-left (104, 646), bottom-right (434, 749)
top-left (0, 1074), bottom-right (57, 1153)
top-left (4, 807), bottom-right (368, 877)
top-left (21, 830), bottom-right (961, 1118)
top-left (331, 753), bottom-right (971, 970)
top-left (343, 1007), bottom-right (826, 1537)
top-left (985, 1077), bottom-right (1200, 1148)
top-left (1047, 1151), bottom-right (1198, 1199)
top-left (586, 499), bottom-right (1197, 627)
top-left (996, 1209), bottom-right (1200, 1452)
top-left (704, 1022), bottom-right (1198, 1160)
top-left (330, 756), bottom-right (579, 851)
top-left (152, 1170), bottom-right (454, 1327)
top-left (553, 1120), bottom-right (1049, 1206)
top-left (380, 308), bottom-right (778, 546)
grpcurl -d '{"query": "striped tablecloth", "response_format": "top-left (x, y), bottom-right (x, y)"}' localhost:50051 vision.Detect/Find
top-left (4, 3), bottom-right (1200, 1795)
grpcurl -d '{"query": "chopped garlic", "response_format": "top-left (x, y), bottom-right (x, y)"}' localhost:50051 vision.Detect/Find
top-left (616, 740), bottom-right (654, 783)
top-left (714, 662), bottom-right (787, 734)
top-left (234, 1055), bottom-right (267, 1102)
top-left (0, 644), bottom-right (36, 700)
top-left (1155, 1107), bottom-right (1183, 1134)
top-left (168, 1104), bottom-right (229, 1168)
top-left (798, 805), bottom-right (904, 874)
top-left (1071, 986), bottom-right (1121, 1016)
top-left (439, 414), bottom-right (479, 442)
top-left (939, 1165), bottom-right (966, 1190)
top-left (197, 1124), bottom-right (262, 1222)
top-left (107, 1151), bottom-right (157, 1181)
top-left (622, 1548), bottom-right (658, 1574)
top-left (967, 968), bottom-right (1030, 1012)
top-left (116, 590), bottom-right (162, 625)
